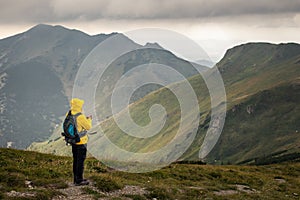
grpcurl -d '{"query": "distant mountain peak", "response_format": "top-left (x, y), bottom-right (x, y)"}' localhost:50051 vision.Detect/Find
top-left (32, 23), bottom-right (53, 29)
top-left (143, 42), bottom-right (163, 49)
top-left (25, 24), bottom-right (91, 38)
top-left (28, 24), bottom-right (57, 32)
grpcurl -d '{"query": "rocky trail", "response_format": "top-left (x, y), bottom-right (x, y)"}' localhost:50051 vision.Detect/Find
top-left (52, 181), bottom-right (148, 200)
top-left (6, 180), bottom-right (148, 200)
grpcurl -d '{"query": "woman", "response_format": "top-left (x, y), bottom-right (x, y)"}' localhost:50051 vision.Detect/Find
top-left (68, 98), bottom-right (92, 186)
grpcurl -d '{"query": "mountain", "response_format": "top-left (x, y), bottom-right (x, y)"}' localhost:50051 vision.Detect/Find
top-left (0, 24), bottom-right (208, 149)
top-left (200, 43), bottom-right (300, 164)
top-left (184, 42), bottom-right (300, 163)
top-left (0, 24), bottom-right (113, 149)
top-left (29, 42), bottom-right (300, 166)
top-left (143, 42), bottom-right (163, 49)
top-left (93, 43), bottom-right (208, 119)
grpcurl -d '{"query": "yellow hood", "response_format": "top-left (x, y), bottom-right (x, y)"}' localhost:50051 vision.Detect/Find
top-left (70, 98), bottom-right (84, 113)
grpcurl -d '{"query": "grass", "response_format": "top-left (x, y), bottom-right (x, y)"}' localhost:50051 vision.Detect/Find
top-left (81, 187), bottom-right (106, 199)
top-left (0, 148), bottom-right (70, 199)
top-left (90, 174), bottom-right (123, 192)
top-left (1, 148), bottom-right (300, 199)
top-left (204, 82), bottom-right (300, 164)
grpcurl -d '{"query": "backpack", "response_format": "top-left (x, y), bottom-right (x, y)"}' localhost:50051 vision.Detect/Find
top-left (61, 111), bottom-right (82, 145)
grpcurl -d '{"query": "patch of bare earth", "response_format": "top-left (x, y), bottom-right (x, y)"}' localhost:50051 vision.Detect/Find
top-left (214, 184), bottom-right (259, 196)
top-left (6, 190), bottom-right (36, 198)
top-left (52, 182), bottom-right (94, 200)
top-left (52, 181), bottom-right (148, 200)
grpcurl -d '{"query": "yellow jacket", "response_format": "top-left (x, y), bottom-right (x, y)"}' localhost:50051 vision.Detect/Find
top-left (69, 98), bottom-right (92, 145)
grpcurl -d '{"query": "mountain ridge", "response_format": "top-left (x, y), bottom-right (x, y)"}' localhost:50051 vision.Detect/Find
top-left (0, 24), bottom-right (208, 149)
top-left (0, 24), bottom-right (117, 148)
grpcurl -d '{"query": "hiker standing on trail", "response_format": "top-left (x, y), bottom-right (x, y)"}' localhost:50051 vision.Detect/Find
top-left (64, 98), bottom-right (92, 186)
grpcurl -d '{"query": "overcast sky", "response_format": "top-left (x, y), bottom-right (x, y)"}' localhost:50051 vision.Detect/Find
top-left (1, 0), bottom-right (300, 61)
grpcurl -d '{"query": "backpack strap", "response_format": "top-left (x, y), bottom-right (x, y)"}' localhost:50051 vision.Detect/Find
top-left (73, 112), bottom-right (82, 118)
top-left (72, 112), bottom-right (87, 138)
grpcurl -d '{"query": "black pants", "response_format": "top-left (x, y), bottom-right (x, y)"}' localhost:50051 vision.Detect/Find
top-left (72, 144), bottom-right (87, 184)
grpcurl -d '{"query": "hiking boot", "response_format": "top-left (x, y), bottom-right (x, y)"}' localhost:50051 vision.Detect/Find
top-left (75, 180), bottom-right (89, 186)
top-left (73, 179), bottom-right (88, 184)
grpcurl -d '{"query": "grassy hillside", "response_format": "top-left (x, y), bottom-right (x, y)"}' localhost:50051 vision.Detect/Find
top-left (1, 148), bottom-right (300, 199)
top-left (198, 81), bottom-right (300, 164)
top-left (94, 47), bottom-right (208, 120)
top-left (218, 43), bottom-right (300, 107)
top-left (94, 42), bottom-right (300, 163)
top-left (196, 43), bottom-right (300, 162)
top-left (29, 42), bottom-right (300, 165)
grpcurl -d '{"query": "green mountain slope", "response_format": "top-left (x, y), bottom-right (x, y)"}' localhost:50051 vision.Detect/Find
top-left (1, 148), bottom-right (300, 199)
top-left (184, 43), bottom-right (300, 163)
top-left (183, 43), bottom-right (300, 163)
top-left (218, 43), bottom-right (300, 106)
top-left (97, 42), bottom-right (300, 163)
top-left (29, 42), bottom-right (300, 165)
top-left (198, 81), bottom-right (300, 164)
top-left (94, 46), bottom-right (208, 120)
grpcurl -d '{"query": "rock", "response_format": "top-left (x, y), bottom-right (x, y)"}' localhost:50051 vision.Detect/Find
top-left (274, 178), bottom-right (286, 184)
top-left (235, 184), bottom-right (258, 194)
top-left (6, 190), bottom-right (35, 198)
top-left (246, 105), bottom-right (254, 114)
top-left (214, 190), bottom-right (238, 196)
top-left (25, 180), bottom-right (34, 189)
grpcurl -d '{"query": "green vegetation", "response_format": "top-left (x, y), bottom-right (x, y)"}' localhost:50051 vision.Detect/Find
top-left (0, 148), bottom-right (69, 199)
top-left (81, 187), bottom-right (106, 199)
top-left (91, 174), bottom-right (123, 192)
top-left (198, 81), bottom-right (300, 164)
top-left (29, 42), bottom-right (300, 166)
top-left (95, 42), bottom-right (300, 164)
top-left (1, 148), bottom-right (300, 199)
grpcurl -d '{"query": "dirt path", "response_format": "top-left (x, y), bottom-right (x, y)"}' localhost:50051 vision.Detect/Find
top-left (52, 182), bottom-right (94, 200)
top-left (52, 181), bottom-right (148, 200)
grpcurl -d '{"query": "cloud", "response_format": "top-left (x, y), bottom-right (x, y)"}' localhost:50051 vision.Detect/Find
top-left (0, 0), bottom-right (299, 62)
top-left (0, 0), bottom-right (53, 23)
top-left (0, 0), bottom-right (300, 24)
top-left (50, 0), bottom-right (300, 20)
